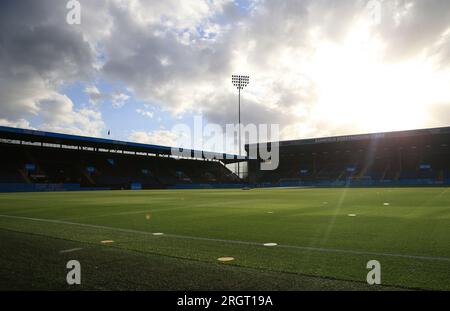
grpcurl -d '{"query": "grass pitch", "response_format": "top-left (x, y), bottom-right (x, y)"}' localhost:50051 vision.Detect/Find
top-left (0, 187), bottom-right (449, 290)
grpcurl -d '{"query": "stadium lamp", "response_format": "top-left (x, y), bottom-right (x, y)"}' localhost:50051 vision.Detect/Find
top-left (231, 75), bottom-right (250, 179)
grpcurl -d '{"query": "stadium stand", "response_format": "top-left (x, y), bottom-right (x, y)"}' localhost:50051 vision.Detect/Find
top-left (247, 126), bottom-right (450, 187)
top-left (1, 126), bottom-right (449, 192)
top-left (0, 126), bottom-right (243, 192)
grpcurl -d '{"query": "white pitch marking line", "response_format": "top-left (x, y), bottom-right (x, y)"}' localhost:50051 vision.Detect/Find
top-left (59, 247), bottom-right (83, 254)
top-left (152, 233), bottom-right (164, 236)
top-left (263, 243), bottom-right (278, 247)
top-left (1, 214), bottom-right (450, 263)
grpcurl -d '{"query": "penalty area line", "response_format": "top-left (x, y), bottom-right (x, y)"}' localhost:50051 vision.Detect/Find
top-left (1, 214), bottom-right (450, 263)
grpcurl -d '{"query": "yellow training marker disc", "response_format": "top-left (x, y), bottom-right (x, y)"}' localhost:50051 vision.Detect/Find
top-left (101, 240), bottom-right (114, 244)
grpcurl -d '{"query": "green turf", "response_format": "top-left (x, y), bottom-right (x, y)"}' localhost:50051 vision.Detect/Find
top-left (0, 229), bottom-right (401, 291)
top-left (0, 187), bottom-right (449, 290)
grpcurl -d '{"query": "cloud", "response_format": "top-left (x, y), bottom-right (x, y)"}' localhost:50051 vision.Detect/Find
top-left (0, 118), bottom-right (33, 129)
top-left (129, 129), bottom-right (177, 146)
top-left (37, 93), bottom-right (105, 136)
top-left (0, 0), bottom-right (97, 135)
top-left (2, 0), bottom-right (450, 141)
top-left (101, 4), bottom-right (233, 113)
top-left (85, 86), bottom-right (103, 105)
top-left (373, 0), bottom-right (450, 62)
top-left (111, 92), bottom-right (130, 108)
top-left (427, 102), bottom-right (450, 125)
top-left (97, 0), bottom-right (450, 139)
top-left (85, 85), bottom-right (130, 108)
top-left (136, 109), bottom-right (154, 118)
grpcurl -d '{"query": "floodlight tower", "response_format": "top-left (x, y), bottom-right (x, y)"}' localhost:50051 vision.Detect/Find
top-left (231, 75), bottom-right (249, 179)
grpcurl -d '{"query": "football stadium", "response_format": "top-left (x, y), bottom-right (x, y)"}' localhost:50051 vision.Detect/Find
top-left (2, 1), bottom-right (450, 303)
top-left (0, 125), bottom-right (449, 291)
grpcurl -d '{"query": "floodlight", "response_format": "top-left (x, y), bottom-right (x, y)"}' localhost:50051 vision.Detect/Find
top-left (231, 75), bottom-right (250, 179)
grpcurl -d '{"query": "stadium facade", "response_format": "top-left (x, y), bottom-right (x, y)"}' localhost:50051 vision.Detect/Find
top-left (246, 126), bottom-right (450, 187)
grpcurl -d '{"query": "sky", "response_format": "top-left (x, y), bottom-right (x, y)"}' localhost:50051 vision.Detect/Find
top-left (1, 0), bottom-right (450, 153)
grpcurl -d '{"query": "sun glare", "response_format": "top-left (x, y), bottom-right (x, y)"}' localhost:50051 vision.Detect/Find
top-left (303, 20), bottom-right (450, 134)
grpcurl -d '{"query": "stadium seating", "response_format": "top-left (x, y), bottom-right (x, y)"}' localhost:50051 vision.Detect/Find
top-left (0, 143), bottom-right (240, 191)
top-left (1, 126), bottom-right (449, 191)
top-left (248, 127), bottom-right (450, 187)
